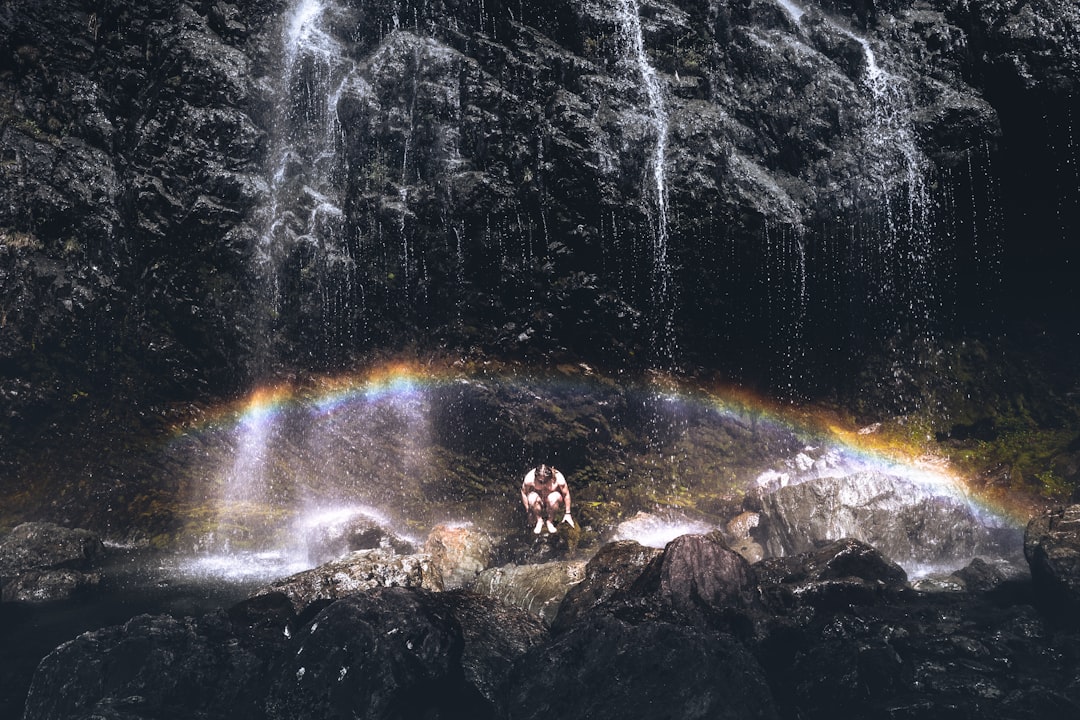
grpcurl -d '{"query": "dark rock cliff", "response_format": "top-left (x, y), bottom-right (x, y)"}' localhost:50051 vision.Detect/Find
top-left (1, 0), bottom-right (1077, 514)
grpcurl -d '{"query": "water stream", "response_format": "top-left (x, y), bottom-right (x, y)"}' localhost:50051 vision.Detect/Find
top-left (253, 0), bottom-right (358, 364)
top-left (219, 0), bottom-right (361, 556)
top-left (775, 0), bottom-right (937, 359)
top-left (615, 0), bottom-right (675, 366)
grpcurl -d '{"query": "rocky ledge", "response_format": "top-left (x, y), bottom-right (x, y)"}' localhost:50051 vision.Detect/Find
top-left (17, 504), bottom-right (1080, 720)
top-left (0, 522), bottom-right (103, 603)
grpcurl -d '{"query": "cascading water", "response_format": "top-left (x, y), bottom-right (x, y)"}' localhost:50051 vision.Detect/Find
top-left (252, 0), bottom-right (358, 366)
top-left (775, 0), bottom-right (938, 376)
top-left (614, 0), bottom-right (676, 367)
top-left (211, 0), bottom-right (369, 569)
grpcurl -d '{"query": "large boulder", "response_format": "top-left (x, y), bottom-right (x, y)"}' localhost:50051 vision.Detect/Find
top-left (553, 533), bottom-right (760, 636)
top-left (504, 613), bottom-right (779, 720)
top-left (0, 522), bottom-right (104, 603)
top-left (657, 532), bottom-right (760, 620)
top-left (551, 540), bottom-right (663, 633)
top-left (473, 560), bottom-right (587, 626)
top-left (755, 537), bottom-right (909, 611)
top-left (23, 610), bottom-right (285, 720)
top-left (265, 587), bottom-right (547, 719)
top-left (749, 473), bottom-right (1000, 566)
top-left (0, 522), bottom-right (102, 576)
top-left (249, 549), bottom-right (442, 616)
top-left (1025, 504), bottom-right (1080, 618)
top-left (1, 568), bottom-right (100, 603)
top-left (24, 587), bottom-right (548, 720)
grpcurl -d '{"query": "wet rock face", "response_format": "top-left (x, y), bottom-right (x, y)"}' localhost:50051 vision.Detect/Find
top-left (0, 522), bottom-right (103, 603)
top-left (18, 529), bottom-right (1080, 720)
top-left (249, 548), bottom-right (442, 615)
top-left (473, 560), bottom-right (587, 625)
top-left (749, 473), bottom-right (1002, 566)
top-left (1, 0), bottom-right (1063, 433)
top-left (1024, 504), bottom-right (1080, 619)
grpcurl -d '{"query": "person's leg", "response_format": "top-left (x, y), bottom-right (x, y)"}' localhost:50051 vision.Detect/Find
top-left (528, 492), bottom-right (544, 533)
top-left (544, 491), bottom-right (562, 533)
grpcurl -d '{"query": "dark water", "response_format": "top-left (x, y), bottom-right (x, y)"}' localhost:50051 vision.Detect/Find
top-left (0, 547), bottom-right (269, 719)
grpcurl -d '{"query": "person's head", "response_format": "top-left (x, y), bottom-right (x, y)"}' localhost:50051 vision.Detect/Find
top-left (535, 464), bottom-right (554, 482)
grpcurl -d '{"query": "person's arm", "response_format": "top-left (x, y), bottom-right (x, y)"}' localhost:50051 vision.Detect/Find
top-left (521, 471), bottom-right (534, 510)
top-left (556, 471), bottom-right (574, 526)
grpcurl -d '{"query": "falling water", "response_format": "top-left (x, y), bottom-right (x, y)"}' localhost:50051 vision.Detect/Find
top-left (253, 0), bottom-right (358, 365)
top-left (615, 0), bottom-right (675, 366)
top-left (775, 0), bottom-right (937, 368)
top-left (776, 0), bottom-right (805, 23)
top-left (217, 0), bottom-right (360, 556)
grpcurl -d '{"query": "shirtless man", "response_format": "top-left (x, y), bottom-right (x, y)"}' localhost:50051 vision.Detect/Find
top-left (521, 464), bottom-right (574, 534)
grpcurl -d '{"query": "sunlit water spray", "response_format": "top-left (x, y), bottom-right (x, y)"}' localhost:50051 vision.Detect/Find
top-left (183, 365), bottom-right (1028, 583)
top-left (210, 0), bottom-right (368, 568)
top-left (205, 373), bottom-right (432, 578)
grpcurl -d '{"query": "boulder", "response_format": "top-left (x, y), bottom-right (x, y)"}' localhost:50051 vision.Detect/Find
top-left (658, 532), bottom-right (759, 613)
top-left (1, 568), bottom-right (100, 603)
top-left (504, 613), bottom-right (779, 720)
top-left (750, 473), bottom-right (999, 566)
top-left (23, 611), bottom-right (285, 720)
top-left (249, 549), bottom-right (441, 616)
top-left (302, 513), bottom-right (416, 567)
top-left (950, 557), bottom-right (1009, 594)
top-left (755, 538), bottom-right (909, 611)
top-left (265, 587), bottom-right (546, 719)
top-left (1025, 504), bottom-right (1080, 617)
top-left (0, 522), bottom-right (104, 603)
top-left (473, 560), bottom-right (587, 626)
top-left (0, 522), bottom-right (103, 576)
top-left (423, 523), bottom-right (495, 590)
top-left (551, 540), bottom-right (662, 633)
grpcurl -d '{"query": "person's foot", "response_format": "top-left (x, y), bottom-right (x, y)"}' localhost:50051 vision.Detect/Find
top-left (534, 518), bottom-right (544, 535)
top-left (546, 520), bottom-right (557, 534)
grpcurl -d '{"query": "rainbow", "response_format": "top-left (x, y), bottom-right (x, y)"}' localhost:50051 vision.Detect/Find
top-left (169, 359), bottom-right (1035, 528)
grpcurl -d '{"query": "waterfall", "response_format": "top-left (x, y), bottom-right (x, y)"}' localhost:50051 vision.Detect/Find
top-left (253, 0), bottom-right (358, 368)
top-left (615, 0), bottom-right (675, 366)
top-left (775, 0), bottom-right (937, 370)
top-left (217, 0), bottom-right (359, 553)
top-left (776, 0), bottom-right (805, 23)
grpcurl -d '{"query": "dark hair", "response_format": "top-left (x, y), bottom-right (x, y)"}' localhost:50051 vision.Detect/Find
top-left (535, 464), bottom-right (554, 481)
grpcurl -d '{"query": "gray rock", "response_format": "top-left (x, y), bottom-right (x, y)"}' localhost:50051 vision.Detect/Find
top-left (751, 473), bottom-right (998, 567)
top-left (1, 568), bottom-right (100, 603)
top-left (249, 548), bottom-right (442, 615)
top-left (1025, 504), bottom-right (1080, 617)
top-left (0, 522), bottom-right (103, 576)
top-left (473, 559), bottom-right (587, 626)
